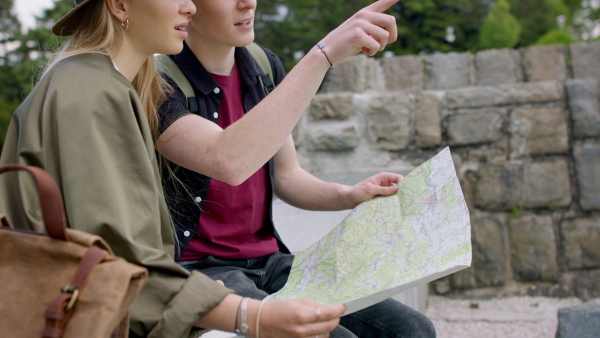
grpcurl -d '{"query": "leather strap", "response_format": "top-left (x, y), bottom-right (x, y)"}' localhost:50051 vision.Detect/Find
top-left (0, 213), bottom-right (9, 227)
top-left (42, 246), bottom-right (107, 338)
top-left (0, 164), bottom-right (68, 241)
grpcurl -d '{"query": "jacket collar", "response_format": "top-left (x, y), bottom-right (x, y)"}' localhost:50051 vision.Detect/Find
top-left (170, 41), bottom-right (264, 95)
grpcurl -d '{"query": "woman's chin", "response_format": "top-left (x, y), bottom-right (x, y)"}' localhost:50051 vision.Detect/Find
top-left (160, 42), bottom-right (185, 56)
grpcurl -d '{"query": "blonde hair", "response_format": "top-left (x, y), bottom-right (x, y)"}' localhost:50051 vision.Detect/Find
top-left (42, 0), bottom-right (170, 140)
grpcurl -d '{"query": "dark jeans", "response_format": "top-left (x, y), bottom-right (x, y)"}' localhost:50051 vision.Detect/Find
top-left (181, 252), bottom-right (436, 338)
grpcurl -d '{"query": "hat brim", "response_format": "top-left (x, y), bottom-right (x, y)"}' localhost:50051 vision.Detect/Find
top-left (51, 0), bottom-right (95, 36)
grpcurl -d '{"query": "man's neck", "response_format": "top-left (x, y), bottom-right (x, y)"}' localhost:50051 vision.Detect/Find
top-left (185, 36), bottom-right (236, 76)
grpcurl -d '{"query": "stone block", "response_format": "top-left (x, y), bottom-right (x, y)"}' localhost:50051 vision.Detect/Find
top-left (424, 52), bottom-right (471, 90)
top-left (447, 109), bottom-right (505, 146)
top-left (474, 160), bottom-right (571, 211)
top-left (380, 55), bottom-right (424, 91)
top-left (556, 303), bottom-right (600, 338)
top-left (474, 48), bottom-right (523, 86)
top-left (566, 78), bottom-right (600, 139)
top-left (452, 213), bottom-right (508, 288)
top-left (574, 270), bottom-right (600, 300)
top-left (520, 44), bottom-right (568, 83)
top-left (309, 92), bottom-right (354, 121)
top-left (562, 217), bottom-right (600, 270)
top-left (414, 92), bottom-right (442, 148)
top-left (509, 214), bottom-right (558, 282)
top-left (570, 41), bottom-right (600, 79)
top-left (446, 81), bottom-right (563, 109)
top-left (306, 121), bottom-right (360, 152)
top-left (368, 93), bottom-right (412, 150)
top-left (510, 107), bottom-right (569, 157)
top-left (525, 161), bottom-right (572, 208)
top-left (573, 141), bottom-right (600, 211)
top-left (321, 54), bottom-right (376, 93)
top-left (474, 163), bottom-right (523, 211)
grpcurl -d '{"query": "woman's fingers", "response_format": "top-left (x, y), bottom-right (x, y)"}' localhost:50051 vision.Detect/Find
top-left (260, 300), bottom-right (346, 337)
top-left (313, 303), bottom-right (346, 322)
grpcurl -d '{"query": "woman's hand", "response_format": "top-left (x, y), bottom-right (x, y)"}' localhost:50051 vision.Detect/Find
top-left (319, 0), bottom-right (399, 64)
top-left (259, 298), bottom-right (346, 338)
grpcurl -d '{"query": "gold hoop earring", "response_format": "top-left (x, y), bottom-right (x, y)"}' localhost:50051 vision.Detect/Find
top-left (121, 19), bottom-right (129, 30)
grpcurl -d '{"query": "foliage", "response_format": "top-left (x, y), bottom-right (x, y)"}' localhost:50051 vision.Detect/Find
top-left (478, 0), bottom-right (521, 50)
top-left (533, 28), bottom-right (576, 45)
top-left (255, 0), bottom-right (373, 70)
top-left (506, 0), bottom-right (569, 46)
top-left (0, 0), bottom-right (73, 152)
top-left (509, 206), bottom-right (523, 218)
top-left (255, 0), bottom-right (489, 71)
top-left (391, 0), bottom-right (488, 55)
top-left (0, 0), bottom-right (20, 43)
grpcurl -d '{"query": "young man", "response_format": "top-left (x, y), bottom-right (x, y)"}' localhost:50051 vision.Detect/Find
top-left (156, 0), bottom-right (436, 336)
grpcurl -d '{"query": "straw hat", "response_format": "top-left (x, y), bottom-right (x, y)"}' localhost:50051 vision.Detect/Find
top-left (51, 0), bottom-right (98, 36)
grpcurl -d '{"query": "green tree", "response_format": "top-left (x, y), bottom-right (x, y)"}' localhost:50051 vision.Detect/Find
top-left (255, 0), bottom-right (373, 70)
top-left (0, 0), bottom-right (73, 152)
top-left (0, 0), bottom-right (21, 150)
top-left (533, 28), bottom-right (575, 45)
top-left (255, 0), bottom-right (489, 71)
top-left (478, 0), bottom-right (521, 49)
top-left (562, 0), bottom-right (600, 40)
top-left (507, 0), bottom-right (569, 46)
top-left (391, 0), bottom-right (488, 55)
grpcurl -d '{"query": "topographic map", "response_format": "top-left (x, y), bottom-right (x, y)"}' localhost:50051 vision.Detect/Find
top-left (264, 147), bottom-right (472, 315)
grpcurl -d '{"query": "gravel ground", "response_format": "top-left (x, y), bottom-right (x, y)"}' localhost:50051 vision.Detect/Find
top-left (425, 295), bottom-right (600, 338)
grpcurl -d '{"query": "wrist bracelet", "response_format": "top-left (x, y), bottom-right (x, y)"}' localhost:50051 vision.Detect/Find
top-left (255, 300), bottom-right (266, 338)
top-left (316, 42), bottom-right (334, 69)
top-left (234, 297), bottom-right (249, 338)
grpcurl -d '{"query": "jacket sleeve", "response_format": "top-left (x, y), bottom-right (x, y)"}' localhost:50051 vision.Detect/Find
top-left (1, 55), bottom-right (233, 338)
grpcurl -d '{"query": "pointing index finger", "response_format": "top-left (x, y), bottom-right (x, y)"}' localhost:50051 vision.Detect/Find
top-left (365, 0), bottom-right (399, 13)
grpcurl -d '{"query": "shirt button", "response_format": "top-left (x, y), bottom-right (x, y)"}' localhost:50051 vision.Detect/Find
top-left (213, 112), bottom-right (219, 119)
top-left (195, 196), bottom-right (202, 203)
top-left (214, 87), bottom-right (220, 94)
top-left (184, 231), bottom-right (191, 237)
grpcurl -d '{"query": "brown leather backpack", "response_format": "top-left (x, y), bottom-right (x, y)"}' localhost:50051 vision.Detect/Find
top-left (0, 164), bottom-right (148, 337)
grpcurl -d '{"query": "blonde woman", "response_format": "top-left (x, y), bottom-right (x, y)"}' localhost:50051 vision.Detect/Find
top-left (0, 0), bottom-right (345, 337)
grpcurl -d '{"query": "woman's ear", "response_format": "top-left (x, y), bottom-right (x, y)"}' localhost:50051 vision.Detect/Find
top-left (105, 0), bottom-right (128, 22)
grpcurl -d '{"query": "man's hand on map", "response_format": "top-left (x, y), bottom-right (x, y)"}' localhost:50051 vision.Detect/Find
top-left (341, 172), bottom-right (404, 209)
top-left (259, 298), bottom-right (346, 337)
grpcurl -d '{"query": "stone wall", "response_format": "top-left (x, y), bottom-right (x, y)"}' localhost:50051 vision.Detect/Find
top-left (292, 41), bottom-right (600, 299)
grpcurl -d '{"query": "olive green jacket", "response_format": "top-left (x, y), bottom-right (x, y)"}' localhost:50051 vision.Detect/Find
top-left (0, 53), bottom-right (232, 337)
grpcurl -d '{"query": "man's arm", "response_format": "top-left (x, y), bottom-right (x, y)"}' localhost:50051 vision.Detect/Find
top-left (274, 136), bottom-right (403, 211)
top-left (156, 0), bottom-right (399, 186)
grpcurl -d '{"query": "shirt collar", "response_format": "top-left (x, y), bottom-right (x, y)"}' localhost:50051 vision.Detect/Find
top-left (170, 41), bottom-right (263, 95)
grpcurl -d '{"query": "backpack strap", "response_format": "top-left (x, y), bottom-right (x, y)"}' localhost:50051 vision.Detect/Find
top-left (155, 54), bottom-right (199, 113)
top-left (155, 43), bottom-right (275, 112)
top-left (245, 42), bottom-right (275, 94)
